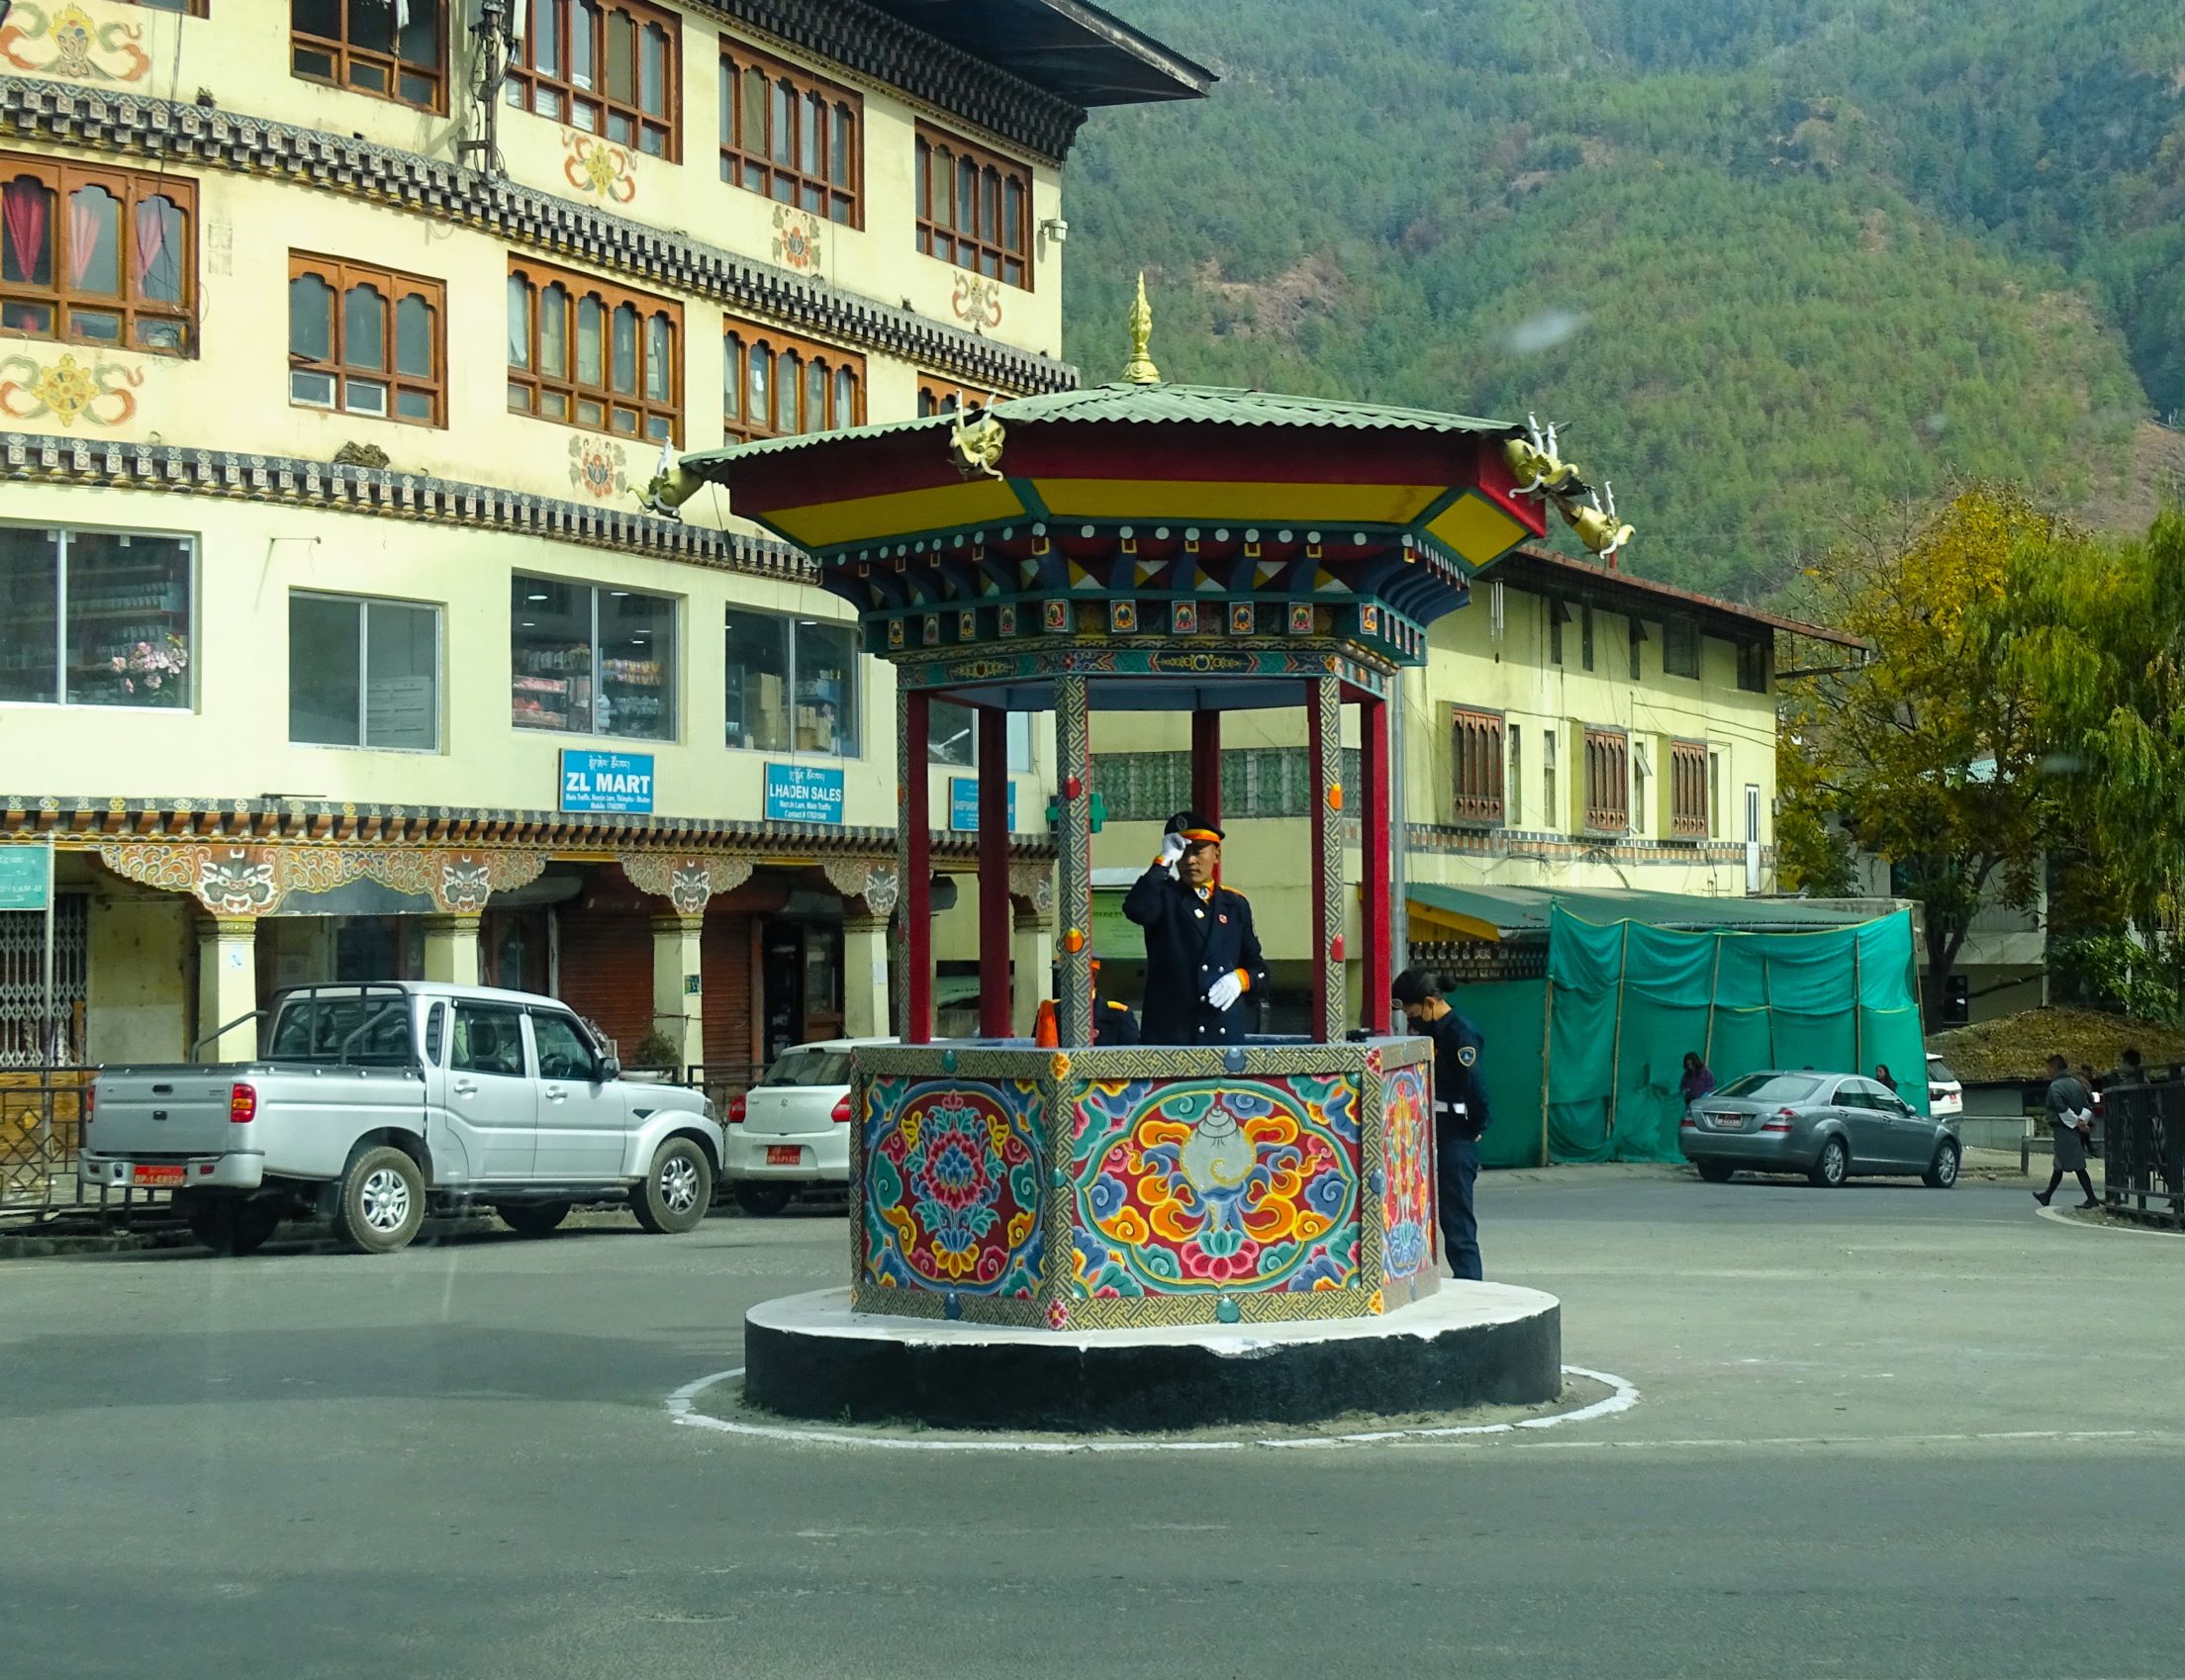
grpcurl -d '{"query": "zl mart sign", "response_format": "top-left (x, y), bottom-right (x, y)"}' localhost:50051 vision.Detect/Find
top-left (560, 750), bottom-right (656, 814)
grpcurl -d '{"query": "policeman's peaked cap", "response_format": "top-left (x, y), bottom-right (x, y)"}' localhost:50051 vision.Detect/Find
top-left (1164, 810), bottom-right (1224, 846)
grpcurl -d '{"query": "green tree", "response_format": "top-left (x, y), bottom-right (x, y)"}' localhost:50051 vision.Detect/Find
top-left (1778, 487), bottom-right (2067, 1018)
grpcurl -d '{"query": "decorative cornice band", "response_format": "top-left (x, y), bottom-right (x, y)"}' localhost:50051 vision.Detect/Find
top-left (0, 76), bottom-right (1079, 396)
top-left (3, 797), bottom-right (1057, 861)
top-left (709, 0), bottom-right (1085, 162)
top-left (1, 431), bottom-right (821, 583)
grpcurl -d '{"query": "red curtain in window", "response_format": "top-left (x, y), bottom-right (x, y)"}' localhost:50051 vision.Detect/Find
top-left (66, 194), bottom-right (101, 287)
top-left (1, 179), bottom-right (47, 280)
top-left (133, 198), bottom-right (167, 286)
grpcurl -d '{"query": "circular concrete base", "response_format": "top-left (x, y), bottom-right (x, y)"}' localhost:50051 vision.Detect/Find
top-left (743, 1286), bottom-right (1563, 1433)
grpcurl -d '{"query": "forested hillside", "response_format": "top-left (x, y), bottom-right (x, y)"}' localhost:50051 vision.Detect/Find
top-left (1063, 0), bottom-right (2185, 599)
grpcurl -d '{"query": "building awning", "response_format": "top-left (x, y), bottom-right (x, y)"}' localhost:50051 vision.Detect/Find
top-left (862, 0), bottom-right (1216, 107)
top-left (1406, 883), bottom-right (1904, 942)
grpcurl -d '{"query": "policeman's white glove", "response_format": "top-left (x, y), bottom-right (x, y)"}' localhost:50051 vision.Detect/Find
top-left (1206, 971), bottom-right (1244, 1012)
top-left (1159, 833), bottom-right (1186, 875)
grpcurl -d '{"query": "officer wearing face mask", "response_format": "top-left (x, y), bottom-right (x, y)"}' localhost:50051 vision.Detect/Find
top-left (1391, 965), bottom-right (1489, 1281)
top-left (1122, 810), bottom-right (1267, 1046)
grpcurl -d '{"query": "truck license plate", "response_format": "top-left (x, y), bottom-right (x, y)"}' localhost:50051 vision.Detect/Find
top-left (766, 1146), bottom-right (802, 1167)
top-left (132, 1165), bottom-right (187, 1185)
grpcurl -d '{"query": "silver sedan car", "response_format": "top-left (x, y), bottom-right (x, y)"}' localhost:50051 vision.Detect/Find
top-left (1680, 1071), bottom-right (1961, 1188)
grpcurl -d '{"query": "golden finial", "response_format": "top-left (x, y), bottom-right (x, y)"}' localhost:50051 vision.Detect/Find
top-left (1121, 271), bottom-right (1160, 385)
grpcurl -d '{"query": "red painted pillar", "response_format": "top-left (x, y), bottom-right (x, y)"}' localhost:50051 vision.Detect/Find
top-left (904, 690), bottom-right (933, 1045)
top-left (977, 707), bottom-right (1011, 1038)
top-left (1306, 681), bottom-right (1330, 1039)
top-left (1361, 691), bottom-right (1392, 1035)
top-left (1191, 708), bottom-right (1222, 885)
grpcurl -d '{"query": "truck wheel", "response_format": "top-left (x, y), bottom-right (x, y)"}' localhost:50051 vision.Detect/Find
top-left (187, 1197), bottom-right (284, 1257)
top-left (332, 1147), bottom-right (426, 1254)
top-left (631, 1137), bottom-right (712, 1235)
top-left (497, 1201), bottom-right (572, 1236)
top-left (732, 1182), bottom-right (796, 1217)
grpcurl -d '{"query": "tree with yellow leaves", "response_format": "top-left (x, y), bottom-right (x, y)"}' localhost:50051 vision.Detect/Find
top-left (1778, 486), bottom-right (2071, 1022)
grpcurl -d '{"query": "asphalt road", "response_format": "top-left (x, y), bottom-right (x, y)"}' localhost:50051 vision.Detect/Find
top-left (6, 1171), bottom-right (2184, 1680)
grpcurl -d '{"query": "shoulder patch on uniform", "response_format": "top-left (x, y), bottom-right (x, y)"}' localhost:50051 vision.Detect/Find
top-left (1105, 999), bottom-right (1128, 1010)
top-left (1457, 1045), bottom-right (1477, 1068)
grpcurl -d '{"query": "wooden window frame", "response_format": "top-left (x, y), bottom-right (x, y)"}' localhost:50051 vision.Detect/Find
top-left (718, 39), bottom-right (861, 226)
top-left (721, 318), bottom-right (863, 443)
top-left (1737, 637), bottom-right (1770, 694)
top-left (916, 374), bottom-right (999, 418)
top-left (504, 0), bottom-right (682, 161)
top-left (1668, 738), bottom-right (1709, 839)
top-left (130, 0), bottom-right (211, 14)
top-left (1582, 725), bottom-right (1630, 833)
top-left (290, 0), bottom-right (449, 114)
top-left (506, 257), bottom-right (683, 445)
top-left (0, 153), bottom-right (197, 357)
top-left (1662, 615), bottom-right (1701, 679)
top-left (1451, 706), bottom-right (1506, 828)
top-left (288, 252), bottom-right (446, 428)
top-left (914, 121), bottom-right (1033, 291)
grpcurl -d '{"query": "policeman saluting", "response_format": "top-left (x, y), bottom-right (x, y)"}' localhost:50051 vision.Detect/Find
top-left (1391, 966), bottom-right (1489, 1281)
top-left (1123, 810), bottom-right (1268, 1046)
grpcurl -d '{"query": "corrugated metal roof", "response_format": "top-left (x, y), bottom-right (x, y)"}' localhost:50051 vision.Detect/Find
top-left (1408, 883), bottom-right (1905, 941)
top-left (680, 384), bottom-right (1519, 471)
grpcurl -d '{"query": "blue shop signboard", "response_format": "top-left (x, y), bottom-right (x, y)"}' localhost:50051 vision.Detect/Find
top-left (560, 749), bottom-right (655, 814)
top-left (765, 763), bottom-right (845, 823)
top-left (948, 777), bottom-right (1015, 831)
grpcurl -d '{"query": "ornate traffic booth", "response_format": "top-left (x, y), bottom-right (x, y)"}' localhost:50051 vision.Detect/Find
top-left (676, 295), bottom-right (1611, 1401)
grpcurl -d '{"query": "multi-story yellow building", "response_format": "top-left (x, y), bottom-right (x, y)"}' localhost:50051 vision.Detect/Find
top-left (0, 0), bottom-right (1207, 1073)
top-left (1090, 545), bottom-right (1864, 1028)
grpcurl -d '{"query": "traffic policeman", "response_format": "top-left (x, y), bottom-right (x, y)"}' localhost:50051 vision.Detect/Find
top-left (1122, 811), bottom-right (1268, 1046)
top-left (1391, 966), bottom-right (1489, 1280)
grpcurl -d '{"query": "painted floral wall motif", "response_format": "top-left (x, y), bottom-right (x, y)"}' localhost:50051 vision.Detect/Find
top-left (771, 205), bottom-right (821, 275)
top-left (951, 272), bottom-right (1003, 332)
top-left (0, 3), bottom-right (152, 83)
top-left (567, 434), bottom-right (627, 500)
top-left (0, 352), bottom-right (144, 428)
top-left (561, 131), bottom-right (636, 204)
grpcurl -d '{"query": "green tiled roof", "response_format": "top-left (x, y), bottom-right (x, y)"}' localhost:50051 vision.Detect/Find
top-left (680, 383), bottom-right (1520, 471)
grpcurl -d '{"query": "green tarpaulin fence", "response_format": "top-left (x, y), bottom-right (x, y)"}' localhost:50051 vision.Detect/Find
top-left (1445, 906), bottom-right (1926, 1167)
top-left (1545, 905), bottom-right (1927, 1165)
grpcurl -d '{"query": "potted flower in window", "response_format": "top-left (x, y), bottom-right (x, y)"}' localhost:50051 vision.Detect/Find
top-left (109, 634), bottom-right (190, 706)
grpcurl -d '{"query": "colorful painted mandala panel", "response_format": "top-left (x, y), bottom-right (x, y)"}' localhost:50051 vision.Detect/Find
top-left (1069, 1075), bottom-right (1362, 1296)
top-left (862, 1076), bottom-right (1044, 1297)
top-left (1380, 1062), bottom-right (1434, 1286)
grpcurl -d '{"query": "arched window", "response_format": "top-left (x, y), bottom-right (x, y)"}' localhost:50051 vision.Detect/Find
top-left (721, 319), bottom-right (863, 442)
top-left (914, 124), bottom-right (1033, 290)
top-left (289, 252), bottom-right (445, 425)
top-left (719, 44), bottom-right (860, 224)
top-left (506, 257), bottom-right (680, 442)
top-left (504, 0), bottom-right (678, 157)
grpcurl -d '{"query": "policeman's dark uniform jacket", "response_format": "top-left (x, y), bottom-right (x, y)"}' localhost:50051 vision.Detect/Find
top-left (1122, 814), bottom-right (1269, 1047)
top-left (1417, 1010), bottom-right (1490, 1148)
top-left (1096, 995), bottom-right (1141, 1047)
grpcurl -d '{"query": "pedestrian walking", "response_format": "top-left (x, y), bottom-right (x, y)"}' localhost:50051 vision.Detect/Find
top-left (1392, 967), bottom-right (1489, 1281)
top-left (2034, 1052), bottom-right (2099, 1210)
top-left (1122, 811), bottom-right (1267, 1046)
top-left (1679, 1051), bottom-right (1715, 1105)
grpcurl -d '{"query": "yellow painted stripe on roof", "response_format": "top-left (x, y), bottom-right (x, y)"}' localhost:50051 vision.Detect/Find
top-left (1405, 896), bottom-right (1503, 944)
top-left (1030, 479), bottom-right (1445, 524)
top-left (767, 477), bottom-right (1027, 550)
top-left (1425, 491), bottom-right (1526, 567)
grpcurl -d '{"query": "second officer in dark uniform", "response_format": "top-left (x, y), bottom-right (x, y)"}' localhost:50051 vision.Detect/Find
top-left (1391, 966), bottom-right (1489, 1280)
top-left (1122, 811), bottom-right (1268, 1046)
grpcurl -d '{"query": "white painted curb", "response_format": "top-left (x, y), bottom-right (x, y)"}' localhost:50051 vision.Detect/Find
top-left (664, 1362), bottom-right (1639, 1454)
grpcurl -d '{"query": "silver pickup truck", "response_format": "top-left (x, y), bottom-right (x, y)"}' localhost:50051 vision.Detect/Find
top-left (80, 982), bottom-right (724, 1257)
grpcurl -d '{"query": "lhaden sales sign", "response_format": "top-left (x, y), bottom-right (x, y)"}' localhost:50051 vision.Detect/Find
top-left (764, 762), bottom-right (845, 823)
top-left (560, 749), bottom-right (656, 814)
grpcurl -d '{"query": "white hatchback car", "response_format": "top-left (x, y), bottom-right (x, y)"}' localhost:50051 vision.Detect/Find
top-left (721, 1037), bottom-right (893, 1214)
top-left (1926, 1053), bottom-right (1963, 1121)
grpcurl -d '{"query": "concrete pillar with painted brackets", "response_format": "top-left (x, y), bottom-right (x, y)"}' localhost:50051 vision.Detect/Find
top-left (649, 913), bottom-right (705, 1073)
top-left (195, 915), bottom-right (258, 1059)
top-left (422, 913), bottom-right (482, 987)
